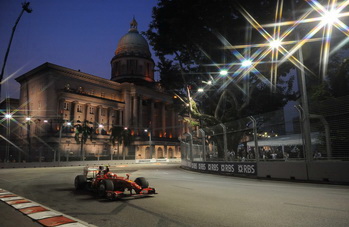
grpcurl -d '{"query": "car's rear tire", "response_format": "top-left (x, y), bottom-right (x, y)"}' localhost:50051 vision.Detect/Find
top-left (75, 175), bottom-right (87, 190)
top-left (98, 179), bottom-right (114, 197)
top-left (135, 177), bottom-right (149, 188)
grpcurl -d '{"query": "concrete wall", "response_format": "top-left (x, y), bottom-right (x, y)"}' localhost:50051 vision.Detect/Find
top-left (257, 161), bottom-right (308, 180)
top-left (257, 161), bottom-right (349, 183)
top-left (308, 161), bottom-right (349, 183)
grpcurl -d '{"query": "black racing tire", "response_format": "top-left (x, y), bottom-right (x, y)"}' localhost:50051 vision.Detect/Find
top-left (74, 175), bottom-right (87, 190)
top-left (98, 179), bottom-right (114, 197)
top-left (134, 177), bottom-right (149, 189)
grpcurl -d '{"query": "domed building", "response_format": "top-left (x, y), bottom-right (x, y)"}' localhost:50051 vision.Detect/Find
top-left (8, 18), bottom-right (182, 163)
top-left (111, 17), bottom-right (155, 84)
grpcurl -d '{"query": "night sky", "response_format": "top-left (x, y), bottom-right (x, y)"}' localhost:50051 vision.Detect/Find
top-left (0, 0), bottom-right (158, 100)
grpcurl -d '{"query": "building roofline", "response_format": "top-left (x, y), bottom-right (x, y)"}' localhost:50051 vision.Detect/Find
top-left (15, 62), bottom-right (120, 87)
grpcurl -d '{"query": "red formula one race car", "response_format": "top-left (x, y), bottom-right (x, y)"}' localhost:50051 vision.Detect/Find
top-left (74, 166), bottom-right (156, 200)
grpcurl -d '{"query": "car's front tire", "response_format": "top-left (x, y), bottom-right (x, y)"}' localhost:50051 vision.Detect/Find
top-left (135, 177), bottom-right (149, 189)
top-left (98, 179), bottom-right (114, 197)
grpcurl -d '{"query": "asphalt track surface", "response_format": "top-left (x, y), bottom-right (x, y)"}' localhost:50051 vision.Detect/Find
top-left (0, 163), bottom-right (348, 227)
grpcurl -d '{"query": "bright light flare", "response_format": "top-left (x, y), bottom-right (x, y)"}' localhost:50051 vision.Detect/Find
top-left (198, 88), bottom-right (204, 92)
top-left (5, 114), bottom-right (12, 119)
top-left (241, 59), bottom-right (252, 67)
top-left (219, 69), bottom-right (228, 76)
top-left (25, 117), bottom-right (31, 121)
top-left (321, 9), bottom-right (340, 25)
top-left (269, 39), bottom-right (282, 49)
top-left (306, 0), bottom-right (349, 79)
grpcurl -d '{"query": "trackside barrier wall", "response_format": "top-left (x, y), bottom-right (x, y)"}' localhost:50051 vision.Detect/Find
top-left (182, 160), bottom-right (349, 183)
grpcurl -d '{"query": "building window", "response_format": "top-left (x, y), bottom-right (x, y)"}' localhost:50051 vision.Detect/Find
top-left (127, 60), bottom-right (138, 74)
top-left (64, 102), bottom-right (69, 110)
top-left (101, 108), bottom-right (106, 116)
top-left (90, 107), bottom-right (94, 114)
top-left (77, 105), bottom-right (82, 112)
top-left (91, 90), bottom-right (95, 96)
top-left (38, 101), bottom-right (41, 110)
top-left (101, 92), bottom-right (105, 98)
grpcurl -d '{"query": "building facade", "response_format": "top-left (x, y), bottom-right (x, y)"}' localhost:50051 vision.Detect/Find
top-left (10, 19), bottom-right (181, 162)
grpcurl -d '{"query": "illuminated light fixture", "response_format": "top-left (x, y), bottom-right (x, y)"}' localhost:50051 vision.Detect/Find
top-left (26, 117), bottom-right (31, 121)
top-left (241, 59), bottom-right (252, 67)
top-left (99, 124), bottom-right (103, 128)
top-left (219, 69), bottom-right (228, 76)
top-left (198, 88), bottom-right (204, 92)
top-left (144, 129), bottom-right (148, 132)
top-left (269, 39), bottom-right (281, 49)
top-left (202, 80), bottom-right (213, 85)
top-left (5, 114), bottom-right (12, 119)
top-left (67, 122), bottom-right (72, 126)
top-left (44, 120), bottom-right (48, 123)
top-left (124, 127), bottom-right (128, 130)
top-left (321, 9), bottom-right (340, 25)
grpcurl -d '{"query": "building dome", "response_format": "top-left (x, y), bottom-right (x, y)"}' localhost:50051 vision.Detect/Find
top-left (115, 18), bottom-right (151, 58)
top-left (111, 17), bottom-right (155, 84)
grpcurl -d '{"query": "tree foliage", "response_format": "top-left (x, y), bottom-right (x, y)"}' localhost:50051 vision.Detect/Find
top-left (74, 120), bottom-right (93, 144)
top-left (109, 126), bottom-right (133, 147)
top-left (146, 0), bottom-right (300, 127)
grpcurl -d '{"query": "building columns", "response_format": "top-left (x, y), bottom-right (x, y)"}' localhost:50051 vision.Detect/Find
top-left (150, 100), bottom-right (155, 135)
top-left (139, 96), bottom-right (143, 129)
top-left (133, 95), bottom-right (138, 130)
top-left (162, 103), bottom-right (166, 137)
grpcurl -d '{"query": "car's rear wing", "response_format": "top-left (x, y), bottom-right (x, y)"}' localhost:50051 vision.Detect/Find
top-left (83, 166), bottom-right (98, 178)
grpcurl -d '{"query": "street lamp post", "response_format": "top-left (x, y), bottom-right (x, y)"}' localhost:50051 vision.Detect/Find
top-left (58, 121), bottom-right (71, 164)
top-left (144, 129), bottom-right (152, 159)
top-left (4, 113), bottom-right (12, 162)
top-left (0, 2), bottom-right (32, 99)
top-left (25, 117), bottom-right (31, 162)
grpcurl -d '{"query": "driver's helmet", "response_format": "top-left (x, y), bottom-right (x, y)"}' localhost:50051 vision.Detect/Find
top-left (98, 166), bottom-right (105, 175)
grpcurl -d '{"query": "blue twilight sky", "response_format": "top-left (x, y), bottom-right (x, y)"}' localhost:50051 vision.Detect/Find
top-left (0, 0), bottom-right (158, 100)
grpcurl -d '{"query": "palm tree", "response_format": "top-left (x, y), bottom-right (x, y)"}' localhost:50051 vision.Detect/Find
top-left (74, 120), bottom-right (93, 161)
top-left (109, 126), bottom-right (133, 160)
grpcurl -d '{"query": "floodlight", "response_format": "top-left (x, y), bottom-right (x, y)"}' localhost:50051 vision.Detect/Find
top-left (219, 69), bottom-right (228, 76)
top-left (242, 59), bottom-right (252, 67)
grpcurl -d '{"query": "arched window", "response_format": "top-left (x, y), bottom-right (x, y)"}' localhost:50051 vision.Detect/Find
top-left (157, 147), bottom-right (164, 158)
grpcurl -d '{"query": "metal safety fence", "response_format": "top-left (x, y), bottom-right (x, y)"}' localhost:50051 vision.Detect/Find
top-left (181, 95), bottom-right (349, 163)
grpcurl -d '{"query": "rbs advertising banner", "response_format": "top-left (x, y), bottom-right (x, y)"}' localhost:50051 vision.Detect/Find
top-left (183, 161), bottom-right (257, 176)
